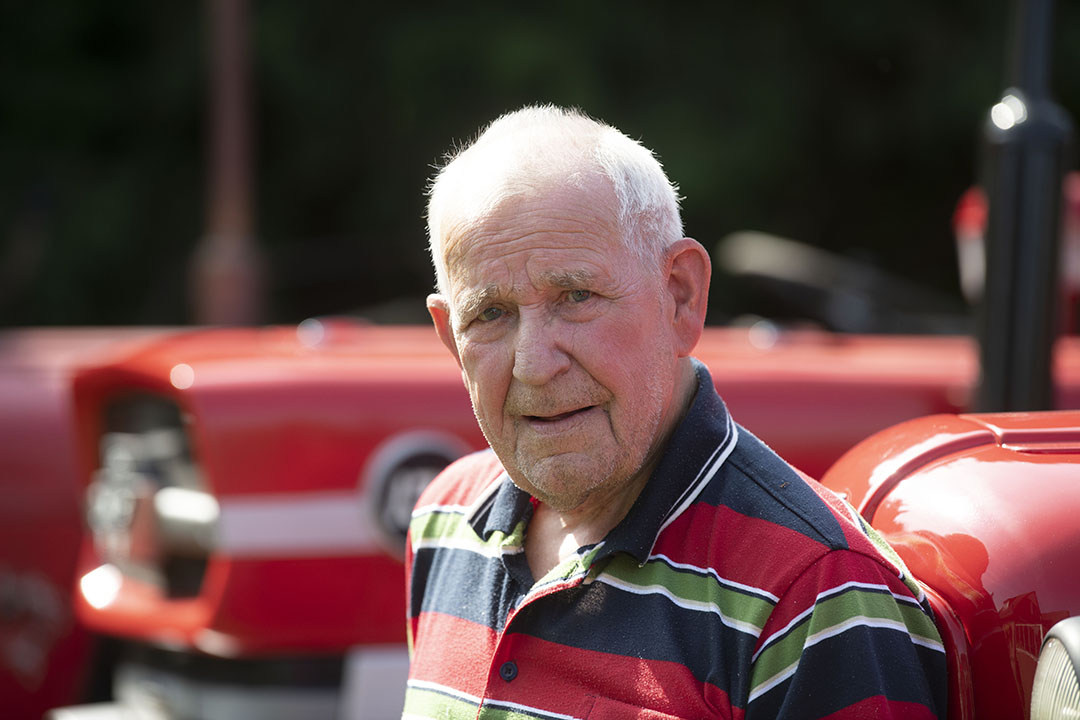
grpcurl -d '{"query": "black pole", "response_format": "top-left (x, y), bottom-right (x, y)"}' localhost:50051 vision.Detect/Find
top-left (976, 0), bottom-right (1073, 412)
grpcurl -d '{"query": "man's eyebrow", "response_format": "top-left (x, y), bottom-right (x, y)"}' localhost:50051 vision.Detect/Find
top-left (454, 284), bottom-right (502, 320)
top-left (539, 269), bottom-right (596, 289)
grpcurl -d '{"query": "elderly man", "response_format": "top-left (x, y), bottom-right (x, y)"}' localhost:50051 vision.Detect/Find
top-left (405, 105), bottom-right (946, 719)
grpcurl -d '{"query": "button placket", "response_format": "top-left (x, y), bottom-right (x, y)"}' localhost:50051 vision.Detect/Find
top-left (489, 609), bottom-right (523, 692)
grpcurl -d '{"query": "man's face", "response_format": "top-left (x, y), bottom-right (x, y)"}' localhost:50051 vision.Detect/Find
top-left (433, 179), bottom-right (684, 513)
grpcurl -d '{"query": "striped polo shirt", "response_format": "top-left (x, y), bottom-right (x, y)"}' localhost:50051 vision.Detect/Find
top-left (404, 360), bottom-right (947, 719)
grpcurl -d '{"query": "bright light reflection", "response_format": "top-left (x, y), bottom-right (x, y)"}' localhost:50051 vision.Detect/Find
top-left (80, 564), bottom-right (122, 609)
top-left (155, 486), bottom-right (220, 526)
top-left (748, 319), bottom-right (780, 350)
top-left (991, 94), bottom-right (1027, 130)
top-left (297, 318), bottom-right (326, 347)
top-left (170, 363), bottom-right (195, 390)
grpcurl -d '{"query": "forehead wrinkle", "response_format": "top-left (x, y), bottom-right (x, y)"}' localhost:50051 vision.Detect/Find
top-left (443, 183), bottom-right (620, 268)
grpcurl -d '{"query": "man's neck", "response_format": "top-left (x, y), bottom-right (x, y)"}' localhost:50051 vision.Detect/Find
top-left (524, 470), bottom-right (649, 581)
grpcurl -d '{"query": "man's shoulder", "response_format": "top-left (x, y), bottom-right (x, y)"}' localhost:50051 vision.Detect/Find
top-left (711, 426), bottom-right (852, 551)
top-left (415, 447), bottom-right (506, 510)
top-left (719, 426), bottom-right (915, 583)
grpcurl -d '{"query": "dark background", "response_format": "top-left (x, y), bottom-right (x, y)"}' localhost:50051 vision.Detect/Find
top-left (2, 1), bottom-right (1078, 327)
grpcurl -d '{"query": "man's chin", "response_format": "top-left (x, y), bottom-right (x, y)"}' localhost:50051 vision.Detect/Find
top-left (508, 456), bottom-right (616, 511)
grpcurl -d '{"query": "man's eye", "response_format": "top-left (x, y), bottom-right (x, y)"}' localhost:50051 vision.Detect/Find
top-left (478, 307), bottom-right (504, 322)
top-left (568, 289), bottom-right (592, 303)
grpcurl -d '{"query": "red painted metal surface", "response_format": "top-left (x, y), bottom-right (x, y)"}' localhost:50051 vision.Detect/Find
top-left (0, 329), bottom-right (174, 720)
top-left (820, 411), bottom-right (1080, 720)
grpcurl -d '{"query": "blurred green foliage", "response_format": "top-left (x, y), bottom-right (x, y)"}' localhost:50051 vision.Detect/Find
top-left (0, 1), bottom-right (1076, 326)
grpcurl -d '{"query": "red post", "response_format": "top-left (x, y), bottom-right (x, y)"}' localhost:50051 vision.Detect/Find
top-left (191, 0), bottom-right (263, 325)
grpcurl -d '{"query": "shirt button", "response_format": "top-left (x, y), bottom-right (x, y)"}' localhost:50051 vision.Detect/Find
top-left (499, 661), bottom-right (518, 682)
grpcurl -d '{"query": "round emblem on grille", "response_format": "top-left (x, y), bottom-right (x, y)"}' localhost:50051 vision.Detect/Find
top-left (362, 431), bottom-right (470, 556)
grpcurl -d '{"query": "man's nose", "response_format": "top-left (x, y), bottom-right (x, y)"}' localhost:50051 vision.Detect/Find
top-left (512, 314), bottom-right (571, 385)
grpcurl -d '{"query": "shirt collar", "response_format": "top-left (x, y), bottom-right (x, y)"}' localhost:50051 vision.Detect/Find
top-left (467, 470), bottom-right (532, 542)
top-left (466, 358), bottom-right (736, 561)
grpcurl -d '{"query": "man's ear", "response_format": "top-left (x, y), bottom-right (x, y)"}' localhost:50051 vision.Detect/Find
top-left (427, 294), bottom-right (462, 367)
top-left (664, 237), bottom-right (712, 356)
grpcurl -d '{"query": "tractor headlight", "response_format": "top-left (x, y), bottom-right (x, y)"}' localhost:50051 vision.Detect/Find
top-left (84, 394), bottom-right (217, 600)
top-left (1031, 617), bottom-right (1080, 720)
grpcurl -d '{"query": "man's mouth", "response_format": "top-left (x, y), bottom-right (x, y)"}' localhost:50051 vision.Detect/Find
top-left (525, 406), bottom-right (595, 423)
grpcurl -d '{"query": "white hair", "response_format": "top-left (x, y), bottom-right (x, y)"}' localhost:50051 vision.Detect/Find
top-left (425, 105), bottom-right (684, 296)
